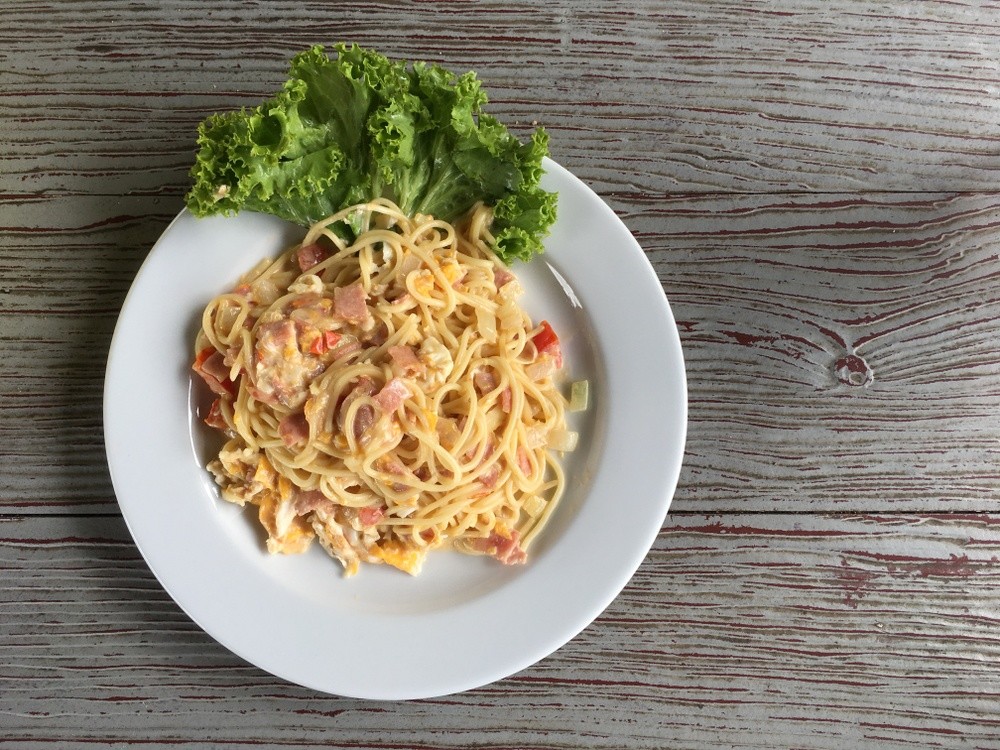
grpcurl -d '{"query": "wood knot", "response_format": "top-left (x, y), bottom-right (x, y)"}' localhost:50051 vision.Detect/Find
top-left (835, 354), bottom-right (873, 387)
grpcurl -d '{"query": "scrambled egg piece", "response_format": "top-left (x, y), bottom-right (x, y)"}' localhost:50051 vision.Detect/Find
top-left (253, 463), bottom-right (315, 554)
top-left (373, 539), bottom-right (427, 576)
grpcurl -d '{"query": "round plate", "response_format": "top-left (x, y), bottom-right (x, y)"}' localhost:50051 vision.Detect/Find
top-left (104, 159), bottom-right (687, 699)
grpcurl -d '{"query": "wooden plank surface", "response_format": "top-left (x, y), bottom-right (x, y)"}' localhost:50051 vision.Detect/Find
top-left (4, 512), bottom-right (1000, 748)
top-left (5, 0), bottom-right (1000, 199)
top-left (6, 0), bottom-right (1000, 747)
top-left (8, 191), bottom-right (1000, 513)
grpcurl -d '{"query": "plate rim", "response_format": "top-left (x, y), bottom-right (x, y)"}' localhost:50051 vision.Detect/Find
top-left (103, 158), bottom-right (687, 699)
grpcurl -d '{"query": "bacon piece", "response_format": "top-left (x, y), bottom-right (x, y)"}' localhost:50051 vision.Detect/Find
top-left (464, 434), bottom-right (497, 464)
top-left (473, 366), bottom-right (499, 395)
top-left (333, 280), bottom-right (370, 325)
top-left (293, 489), bottom-right (334, 515)
top-left (332, 338), bottom-right (362, 360)
top-left (255, 320), bottom-right (297, 361)
top-left (202, 350), bottom-right (231, 381)
top-left (469, 530), bottom-right (527, 565)
top-left (500, 386), bottom-right (512, 413)
top-left (193, 348), bottom-right (235, 397)
top-left (374, 377), bottom-right (412, 413)
top-left (348, 376), bottom-right (378, 399)
top-left (353, 405), bottom-right (376, 439)
top-left (478, 462), bottom-right (501, 490)
top-left (358, 506), bottom-right (384, 526)
top-left (388, 345), bottom-right (424, 376)
top-left (253, 320), bottom-right (314, 407)
top-left (296, 243), bottom-right (330, 272)
top-left (364, 321), bottom-right (389, 347)
top-left (224, 343), bottom-right (243, 366)
top-left (204, 398), bottom-right (227, 431)
top-left (278, 412), bottom-right (310, 447)
top-left (376, 456), bottom-right (415, 493)
top-left (337, 377), bottom-right (378, 437)
top-left (516, 446), bottom-right (532, 475)
top-left (494, 266), bottom-right (515, 289)
top-left (386, 288), bottom-right (413, 305)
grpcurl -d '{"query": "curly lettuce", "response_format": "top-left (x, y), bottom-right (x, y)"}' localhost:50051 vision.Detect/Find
top-left (185, 44), bottom-right (556, 263)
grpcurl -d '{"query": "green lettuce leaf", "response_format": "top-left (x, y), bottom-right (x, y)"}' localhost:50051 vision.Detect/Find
top-left (185, 44), bottom-right (556, 263)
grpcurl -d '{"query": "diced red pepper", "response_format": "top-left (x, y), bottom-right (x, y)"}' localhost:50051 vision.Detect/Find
top-left (532, 320), bottom-right (559, 351)
top-left (194, 346), bottom-right (214, 369)
top-left (531, 320), bottom-right (562, 367)
top-left (308, 330), bottom-right (343, 355)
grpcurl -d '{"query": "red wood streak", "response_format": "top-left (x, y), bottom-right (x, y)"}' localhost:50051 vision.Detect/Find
top-left (9, 513), bottom-right (1000, 750)
top-left (668, 519), bottom-right (858, 537)
top-left (846, 551), bottom-right (983, 579)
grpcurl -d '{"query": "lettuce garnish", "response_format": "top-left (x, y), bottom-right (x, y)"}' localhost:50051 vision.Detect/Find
top-left (185, 44), bottom-right (557, 263)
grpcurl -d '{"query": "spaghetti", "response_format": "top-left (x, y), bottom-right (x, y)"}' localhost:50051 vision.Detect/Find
top-left (193, 199), bottom-right (578, 576)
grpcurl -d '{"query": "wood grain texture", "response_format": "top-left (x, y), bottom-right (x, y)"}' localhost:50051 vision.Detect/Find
top-left (10, 191), bottom-right (1000, 512)
top-left (4, 513), bottom-right (1000, 749)
top-left (0, 2), bottom-right (1000, 512)
top-left (7, 0), bottom-right (1000, 512)
top-left (6, 0), bottom-right (1000, 199)
top-left (650, 191), bottom-right (1000, 511)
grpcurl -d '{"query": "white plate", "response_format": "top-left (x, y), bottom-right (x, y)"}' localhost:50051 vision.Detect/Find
top-left (104, 159), bottom-right (687, 700)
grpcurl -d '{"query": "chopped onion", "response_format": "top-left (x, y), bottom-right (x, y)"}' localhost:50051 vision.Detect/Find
top-left (476, 306), bottom-right (497, 343)
top-left (547, 428), bottom-right (579, 452)
top-left (498, 300), bottom-right (522, 332)
top-left (485, 408), bottom-right (504, 434)
top-left (525, 356), bottom-right (556, 382)
top-left (569, 380), bottom-right (590, 412)
top-left (522, 494), bottom-right (546, 518)
top-left (525, 425), bottom-right (548, 449)
top-left (216, 303), bottom-right (240, 334)
top-left (399, 251), bottom-right (422, 276)
top-left (288, 273), bottom-right (323, 295)
top-left (498, 278), bottom-right (523, 300)
top-left (252, 277), bottom-right (282, 306)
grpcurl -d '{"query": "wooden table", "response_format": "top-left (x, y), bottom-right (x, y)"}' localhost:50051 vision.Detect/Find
top-left (5, 1), bottom-right (1000, 747)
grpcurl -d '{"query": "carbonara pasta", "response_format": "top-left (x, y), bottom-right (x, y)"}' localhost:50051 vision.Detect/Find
top-left (192, 199), bottom-right (579, 576)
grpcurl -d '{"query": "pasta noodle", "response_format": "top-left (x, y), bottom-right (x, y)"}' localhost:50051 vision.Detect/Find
top-left (192, 199), bottom-right (577, 576)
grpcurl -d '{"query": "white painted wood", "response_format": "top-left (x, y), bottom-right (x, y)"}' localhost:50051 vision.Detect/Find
top-left (5, 1), bottom-right (1000, 198)
top-left (3, 514), bottom-right (1000, 748)
top-left (651, 192), bottom-right (1000, 512)
top-left (10, 191), bottom-right (1000, 513)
